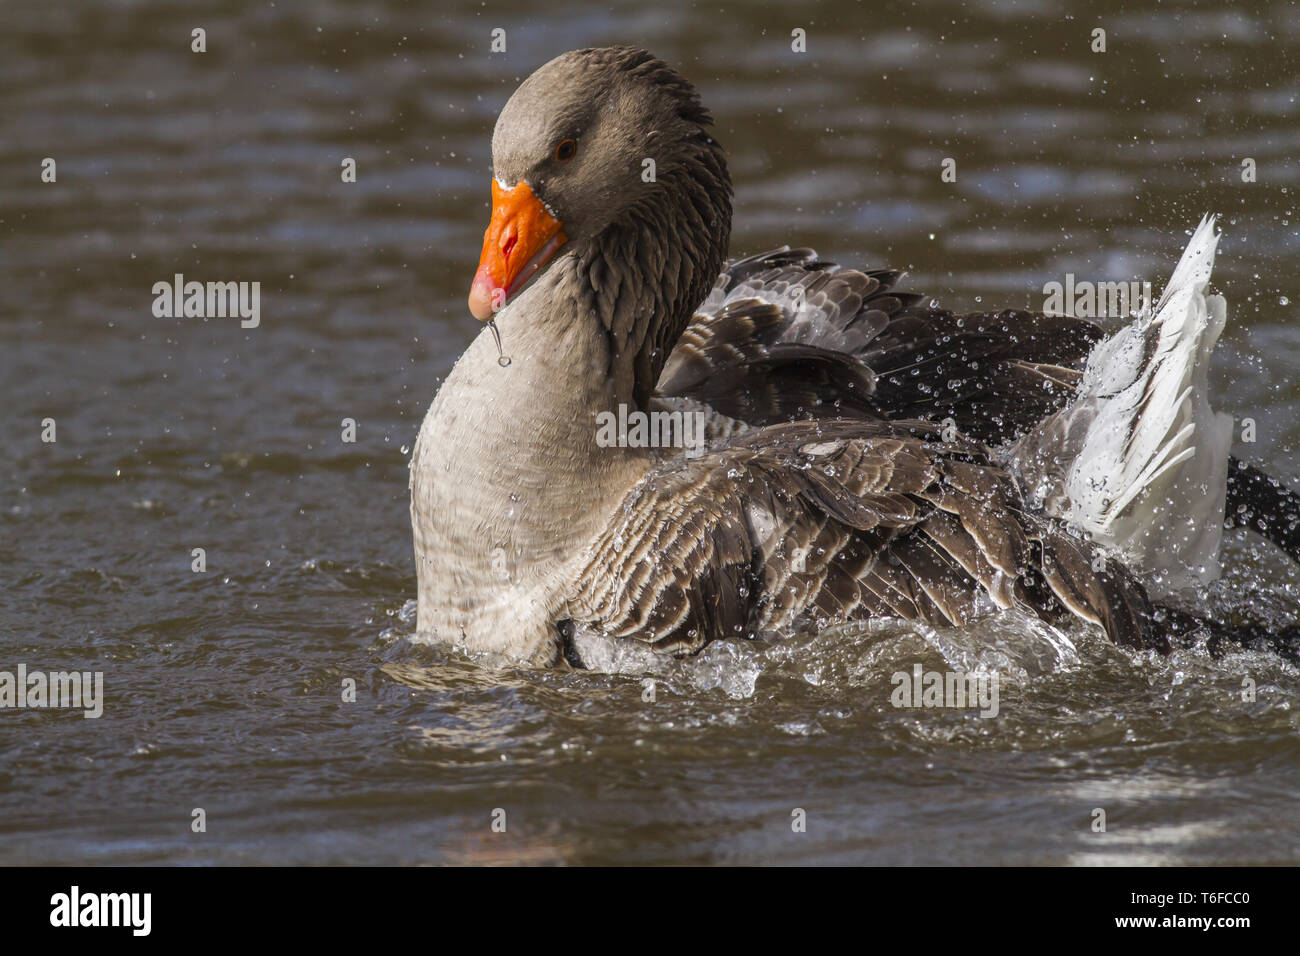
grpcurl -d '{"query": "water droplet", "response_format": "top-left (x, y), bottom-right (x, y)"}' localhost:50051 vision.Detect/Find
top-left (487, 318), bottom-right (511, 367)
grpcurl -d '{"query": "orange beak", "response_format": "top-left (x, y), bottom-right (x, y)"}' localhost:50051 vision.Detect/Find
top-left (468, 180), bottom-right (567, 320)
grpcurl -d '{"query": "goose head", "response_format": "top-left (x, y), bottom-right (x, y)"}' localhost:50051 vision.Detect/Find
top-left (467, 47), bottom-right (733, 373)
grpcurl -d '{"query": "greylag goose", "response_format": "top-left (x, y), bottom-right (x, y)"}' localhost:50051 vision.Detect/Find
top-left (411, 46), bottom-right (1300, 668)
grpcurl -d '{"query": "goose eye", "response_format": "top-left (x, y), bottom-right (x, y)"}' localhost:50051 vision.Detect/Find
top-left (554, 139), bottom-right (577, 163)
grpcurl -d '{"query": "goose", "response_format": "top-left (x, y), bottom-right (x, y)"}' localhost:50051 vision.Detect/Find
top-left (411, 46), bottom-right (1300, 668)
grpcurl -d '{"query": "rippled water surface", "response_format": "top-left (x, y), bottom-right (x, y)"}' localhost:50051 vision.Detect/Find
top-left (2, 0), bottom-right (1298, 864)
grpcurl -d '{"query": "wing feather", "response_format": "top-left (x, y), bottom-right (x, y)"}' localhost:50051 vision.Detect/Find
top-left (656, 249), bottom-right (1105, 444)
top-left (565, 419), bottom-right (1157, 658)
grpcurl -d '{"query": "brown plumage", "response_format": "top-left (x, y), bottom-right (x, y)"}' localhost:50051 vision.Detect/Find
top-left (659, 248), bottom-right (1102, 444)
top-left (565, 419), bottom-right (1163, 657)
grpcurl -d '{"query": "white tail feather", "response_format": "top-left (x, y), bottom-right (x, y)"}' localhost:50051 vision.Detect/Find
top-left (1012, 215), bottom-right (1232, 597)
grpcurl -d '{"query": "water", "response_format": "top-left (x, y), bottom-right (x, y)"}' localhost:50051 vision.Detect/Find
top-left (1, 0), bottom-right (1298, 864)
top-left (486, 318), bottom-right (511, 367)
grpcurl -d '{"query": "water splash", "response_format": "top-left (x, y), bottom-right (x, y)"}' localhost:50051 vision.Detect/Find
top-left (487, 318), bottom-right (511, 367)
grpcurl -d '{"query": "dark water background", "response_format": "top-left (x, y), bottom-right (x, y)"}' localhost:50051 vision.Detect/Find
top-left (1, 0), bottom-right (1298, 864)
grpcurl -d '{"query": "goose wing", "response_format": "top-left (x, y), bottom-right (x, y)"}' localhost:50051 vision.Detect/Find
top-left (563, 419), bottom-right (1161, 657)
top-left (657, 248), bottom-right (1300, 572)
top-left (656, 249), bottom-right (1103, 444)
